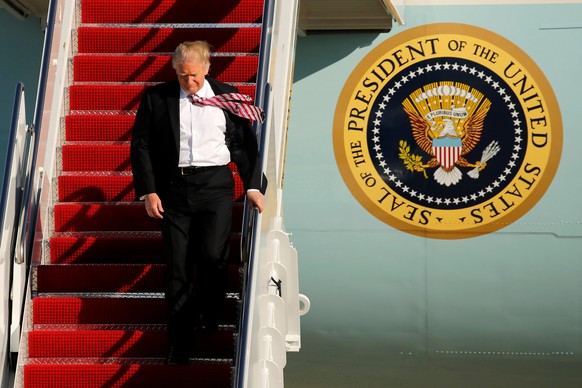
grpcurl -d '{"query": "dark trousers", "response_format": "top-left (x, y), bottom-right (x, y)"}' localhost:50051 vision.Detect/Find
top-left (158, 165), bottom-right (234, 348)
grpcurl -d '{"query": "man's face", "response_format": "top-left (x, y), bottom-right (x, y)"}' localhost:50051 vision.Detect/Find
top-left (175, 61), bottom-right (209, 95)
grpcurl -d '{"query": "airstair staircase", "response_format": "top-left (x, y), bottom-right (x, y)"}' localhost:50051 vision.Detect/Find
top-left (1, 0), bottom-right (307, 387)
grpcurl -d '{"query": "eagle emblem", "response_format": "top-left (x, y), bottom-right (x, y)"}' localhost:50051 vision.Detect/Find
top-left (400, 82), bottom-right (500, 186)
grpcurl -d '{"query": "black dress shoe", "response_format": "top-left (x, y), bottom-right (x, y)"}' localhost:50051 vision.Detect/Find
top-left (166, 345), bottom-right (189, 365)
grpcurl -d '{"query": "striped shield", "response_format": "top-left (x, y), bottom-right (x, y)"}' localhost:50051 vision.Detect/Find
top-left (432, 137), bottom-right (462, 169)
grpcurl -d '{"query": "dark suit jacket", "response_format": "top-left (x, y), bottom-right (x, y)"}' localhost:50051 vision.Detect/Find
top-left (130, 77), bottom-right (264, 200)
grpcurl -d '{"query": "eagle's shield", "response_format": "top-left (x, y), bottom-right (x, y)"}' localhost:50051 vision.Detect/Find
top-left (432, 137), bottom-right (462, 169)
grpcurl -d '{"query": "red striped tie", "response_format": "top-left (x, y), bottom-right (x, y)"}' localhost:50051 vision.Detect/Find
top-left (189, 93), bottom-right (265, 123)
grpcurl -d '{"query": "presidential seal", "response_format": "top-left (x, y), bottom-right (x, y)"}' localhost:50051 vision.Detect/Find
top-left (333, 24), bottom-right (562, 239)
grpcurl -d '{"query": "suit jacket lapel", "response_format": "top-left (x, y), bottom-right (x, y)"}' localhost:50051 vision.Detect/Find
top-left (166, 81), bottom-right (181, 153)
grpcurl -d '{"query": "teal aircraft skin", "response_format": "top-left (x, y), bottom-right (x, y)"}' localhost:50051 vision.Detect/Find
top-left (283, 2), bottom-right (582, 387)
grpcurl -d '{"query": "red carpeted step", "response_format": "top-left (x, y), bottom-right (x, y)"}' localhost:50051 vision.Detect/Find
top-left (57, 172), bottom-right (245, 203)
top-left (66, 114), bottom-right (135, 141)
top-left (54, 202), bottom-right (243, 232)
top-left (74, 55), bottom-right (258, 83)
top-left (82, 0), bottom-right (263, 24)
top-left (62, 143), bottom-right (131, 172)
top-left (49, 233), bottom-right (162, 264)
top-left (33, 297), bottom-right (165, 325)
top-left (24, 363), bottom-right (231, 388)
top-left (58, 174), bottom-right (135, 202)
top-left (69, 84), bottom-right (256, 111)
top-left (49, 233), bottom-right (241, 264)
top-left (77, 27), bottom-right (261, 54)
top-left (32, 297), bottom-right (239, 325)
top-left (36, 264), bottom-right (242, 293)
top-left (54, 203), bottom-right (156, 232)
top-left (37, 264), bottom-right (163, 293)
top-left (28, 329), bottom-right (234, 358)
top-left (69, 84), bottom-right (146, 111)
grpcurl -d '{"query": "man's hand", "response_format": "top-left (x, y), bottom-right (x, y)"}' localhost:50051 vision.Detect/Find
top-left (144, 193), bottom-right (164, 219)
top-left (246, 190), bottom-right (265, 213)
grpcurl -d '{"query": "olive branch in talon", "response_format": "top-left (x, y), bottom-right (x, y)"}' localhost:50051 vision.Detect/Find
top-left (399, 140), bottom-right (428, 178)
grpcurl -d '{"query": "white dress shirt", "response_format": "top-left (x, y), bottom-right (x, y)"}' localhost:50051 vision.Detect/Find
top-left (178, 80), bottom-right (230, 167)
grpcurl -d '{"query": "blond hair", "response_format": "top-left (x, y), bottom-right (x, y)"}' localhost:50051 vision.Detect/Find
top-left (172, 41), bottom-right (212, 69)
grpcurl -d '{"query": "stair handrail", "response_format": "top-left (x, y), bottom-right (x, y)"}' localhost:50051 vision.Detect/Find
top-left (236, 85), bottom-right (271, 387)
top-left (0, 82), bottom-right (27, 387)
top-left (16, 0), bottom-right (59, 268)
top-left (240, 1), bottom-right (275, 263)
top-left (235, 0), bottom-right (276, 385)
top-left (4, 0), bottom-right (61, 377)
top-left (0, 82), bottom-right (26, 265)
